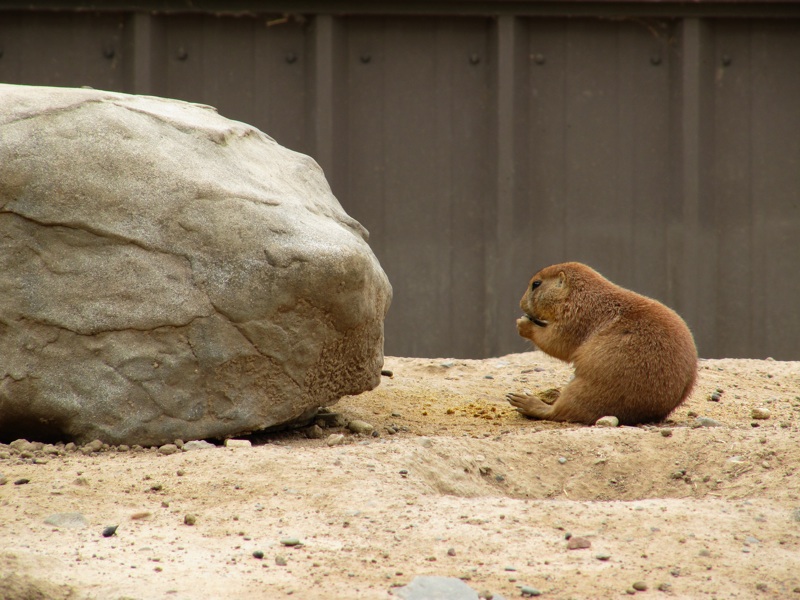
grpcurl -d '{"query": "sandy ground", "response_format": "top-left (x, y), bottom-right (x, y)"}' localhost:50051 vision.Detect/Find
top-left (1, 351), bottom-right (800, 600)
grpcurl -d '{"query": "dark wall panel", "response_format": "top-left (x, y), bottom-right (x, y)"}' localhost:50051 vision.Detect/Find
top-left (1, 8), bottom-right (798, 359)
top-left (339, 17), bottom-right (493, 358)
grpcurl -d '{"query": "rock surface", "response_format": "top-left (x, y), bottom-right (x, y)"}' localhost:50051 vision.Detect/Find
top-left (0, 84), bottom-right (391, 446)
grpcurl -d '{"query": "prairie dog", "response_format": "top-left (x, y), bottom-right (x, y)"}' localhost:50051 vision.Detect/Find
top-left (507, 262), bottom-right (697, 425)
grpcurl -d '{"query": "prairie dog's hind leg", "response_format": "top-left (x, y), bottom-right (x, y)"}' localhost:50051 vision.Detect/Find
top-left (506, 392), bottom-right (556, 420)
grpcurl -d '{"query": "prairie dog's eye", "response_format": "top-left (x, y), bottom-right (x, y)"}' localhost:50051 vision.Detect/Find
top-left (531, 280), bottom-right (542, 290)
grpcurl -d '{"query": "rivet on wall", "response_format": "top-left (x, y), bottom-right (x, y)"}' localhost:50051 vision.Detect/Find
top-left (469, 53), bottom-right (480, 65)
top-left (721, 54), bottom-right (732, 67)
top-left (103, 45), bottom-right (115, 60)
top-left (360, 53), bottom-right (371, 64)
top-left (650, 52), bottom-right (662, 66)
top-left (533, 53), bottom-right (545, 65)
top-left (176, 47), bottom-right (188, 61)
top-left (285, 52), bottom-right (297, 64)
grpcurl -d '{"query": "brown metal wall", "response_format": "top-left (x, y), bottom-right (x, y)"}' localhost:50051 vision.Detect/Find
top-left (1, 6), bottom-right (799, 359)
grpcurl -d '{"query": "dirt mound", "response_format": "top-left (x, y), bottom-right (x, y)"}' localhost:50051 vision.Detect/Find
top-left (1, 352), bottom-right (799, 599)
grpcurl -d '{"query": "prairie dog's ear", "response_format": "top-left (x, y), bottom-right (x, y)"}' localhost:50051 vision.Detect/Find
top-left (556, 270), bottom-right (567, 287)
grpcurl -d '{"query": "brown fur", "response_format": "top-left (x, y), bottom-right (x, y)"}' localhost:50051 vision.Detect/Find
top-left (506, 262), bottom-right (698, 425)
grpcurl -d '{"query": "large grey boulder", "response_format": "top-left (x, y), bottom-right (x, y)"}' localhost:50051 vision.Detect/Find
top-left (0, 84), bottom-right (391, 446)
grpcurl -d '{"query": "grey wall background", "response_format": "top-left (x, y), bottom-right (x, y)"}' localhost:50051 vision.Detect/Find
top-left (1, 2), bottom-right (799, 360)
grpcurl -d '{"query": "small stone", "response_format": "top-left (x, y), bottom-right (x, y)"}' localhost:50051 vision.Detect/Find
top-left (184, 514), bottom-right (197, 526)
top-left (520, 586), bottom-right (542, 597)
top-left (632, 581), bottom-right (648, 591)
top-left (224, 439), bottom-right (252, 448)
top-left (117, 445), bottom-right (130, 452)
top-left (252, 550), bottom-right (264, 559)
top-left (709, 392), bottom-right (722, 402)
top-left (304, 424), bottom-right (325, 439)
top-left (595, 416), bottom-right (619, 427)
top-left (381, 369), bottom-right (394, 377)
top-left (626, 589), bottom-right (637, 595)
top-left (660, 429), bottom-right (673, 437)
top-left (158, 444), bottom-right (179, 456)
top-left (326, 434), bottom-right (345, 447)
top-left (347, 420), bottom-right (374, 435)
top-left (173, 439), bottom-right (184, 449)
top-left (596, 553), bottom-right (611, 561)
top-left (567, 537), bottom-right (592, 550)
top-left (0, 475), bottom-right (7, 485)
top-left (558, 457), bottom-right (567, 464)
top-left (102, 525), bottom-right (118, 537)
top-left (86, 439), bottom-right (104, 453)
top-left (751, 407), bottom-right (771, 420)
top-left (14, 478), bottom-right (30, 485)
top-left (280, 537), bottom-right (301, 547)
top-left (657, 582), bottom-right (672, 592)
top-left (275, 555), bottom-right (288, 566)
top-left (693, 417), bottom-right (723, 428)
top-left (183, 440), bottom-right (215, 451)
top-left (447, 547), bottom-right (456, 556)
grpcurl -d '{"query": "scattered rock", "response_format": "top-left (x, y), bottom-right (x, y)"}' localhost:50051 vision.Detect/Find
top-left (326, 434), bottom-right (345, 447)
top-left (158, 444), bottom-right (180, 455)
top-left (275, 555), bottom-right (288, 566)
top-left (304, 424), bottom-right (326, 439)
top-left (224, 439), bottom-right (252, 448)
top-left (392, 576), bottom-right (481, 599)
top-left (558, 457), bottom-right (567, 464)
top-left (347, 420), bottom-right (374, 435)
top-left (660, 429), bottom-right (673, 437)
top-left (44, 513), bottom-right (88, 528)
top-left (102, 525), bottom-right (118, 537)
top-left (381, 369), bottom-right (394, 377)
top-left (0, 474), bottom-right (7, 485)
top-left (184, 514), bottom-right (197, 526)
top-left (280, 538), bottom-right (301, 547)
top-left (447, 548), bottom-right (457, 557)
top-left (596, 553), bottom-right (611, 561)
top-left (632, 581), bottom-right (648, 591)
top-left (657, 582), bottom-right (672, 592)
top-left (252, 550), bottom-right (264, 559)
top-left (14, 478), bottom-right (30, 485)
top-left (520, 586), bottom-right (541, 597)
top-left (183, 440), bottom-right (215, 451)
top-left (595, 416), bottom-right (619, 427)
top-left (693, 417), bottom-right (723, 428)
top-left (751, 407), bottom-right (771, 420)
top-left (567, 537), bottom-right (592, 550)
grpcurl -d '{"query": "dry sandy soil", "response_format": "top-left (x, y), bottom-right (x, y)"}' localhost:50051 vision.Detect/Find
top-left (1, 351), bottom-right (799, 600)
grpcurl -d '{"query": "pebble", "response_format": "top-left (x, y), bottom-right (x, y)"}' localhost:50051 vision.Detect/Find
top-left (224, 439), bottom-right (252, 448)
top-left (183, 440), bottom-right (215, 451)
top-left (102, 525), bottom-right (118, 537)
top-left (304, 424), bottom-right (325, 439)
top-left (0, 475), bottom-right (7, 485)
top-left (595, 553), bottom-right (611, 561)
top-left (252, 550), bottom-right (264, 559)
top-left (751, 407), bottom-right (771, 420)
top-left (709, 392), bottom-right (722, 402)
top-left (567, 537), bottom-right (592, 550)
top-left (595, 416), bottom-right (619, 427)
top-left (558, 457), bottom-right (567, 464)
top-left (657, 582), bottom-right (672, 592)
top-left (280, 537), bottom-right (301, 547)
top-left (45, 513), bottom-right (88, 528)
top-left (447, 548), bottom-right (457, 557)
top-left (520, 586), bottom-right (541, 597)
top-left (14, 478), bottom-right (30, 485)
top-left (275, 555), bottom-right (288, 566)
top-left (184, 514), bottom-right (197, 526)
top-left (693, 417), bottom-right (722, 428)
top-left (632, 581), bottom-right (648, 591)
top-left (326, 434), bottom-right (345, 447)
top-left (660, 429), bottom-right (673, 437)
top-left (381, 369), bottom-right (394, 377)
top-left (393, 576), bottom-right (488, 600)
top-left (158, 444), bottom-right (180, 455)
top-left (347, 420), bottom-right (374, 435)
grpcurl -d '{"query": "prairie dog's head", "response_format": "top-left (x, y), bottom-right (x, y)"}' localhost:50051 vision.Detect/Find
top-left (519, 265), bottom-right (571, 328)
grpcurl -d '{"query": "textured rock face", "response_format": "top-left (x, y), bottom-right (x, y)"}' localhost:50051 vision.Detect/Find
top-left (0, 84), bottom-right (391, 446)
